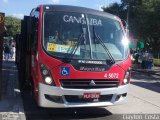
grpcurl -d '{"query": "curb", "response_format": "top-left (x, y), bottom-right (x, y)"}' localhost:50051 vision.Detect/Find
top-left (131, 68), bottom-right (160, 76)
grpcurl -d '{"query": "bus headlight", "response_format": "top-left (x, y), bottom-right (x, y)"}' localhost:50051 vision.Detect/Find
top-left (123, 70), bottom-right (130, 85)
top-left (45, 77), bottom-right (52, 84)
top-left (40, 63), bottom-right (55, 86)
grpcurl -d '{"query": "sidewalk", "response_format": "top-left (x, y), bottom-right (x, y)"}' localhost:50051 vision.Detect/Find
top-left (131, 63), bottom-right (160, 76)
top-left (0, 60), bottom-right (26, 120)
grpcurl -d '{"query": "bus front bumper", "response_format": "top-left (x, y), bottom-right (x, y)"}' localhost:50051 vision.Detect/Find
top-left (38, 83), bottom-right (129, 108)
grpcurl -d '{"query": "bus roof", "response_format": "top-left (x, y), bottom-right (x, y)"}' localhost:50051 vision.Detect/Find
top-left (40, 5), bottom-right (120, 22)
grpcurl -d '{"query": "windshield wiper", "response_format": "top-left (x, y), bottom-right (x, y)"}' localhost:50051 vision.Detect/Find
top-left (93, 26), bottom-right (115, 65)
top-left (62, 33), bottom-right (84, 63)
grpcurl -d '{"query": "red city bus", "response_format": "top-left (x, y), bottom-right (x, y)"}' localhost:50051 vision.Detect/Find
top-left (17, 5), bottom-right (131, 108)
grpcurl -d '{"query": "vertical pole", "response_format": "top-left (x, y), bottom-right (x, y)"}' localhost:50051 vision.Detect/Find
top-left (0, 12), bottom-right (5, 100)
top-left (126, 4), bottom-right (130, 37)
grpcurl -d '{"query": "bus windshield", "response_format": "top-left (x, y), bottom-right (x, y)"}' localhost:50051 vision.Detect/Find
top-left (43, 11), bottom-right (129, 61)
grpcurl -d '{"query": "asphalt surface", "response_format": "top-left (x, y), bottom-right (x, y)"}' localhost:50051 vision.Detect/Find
top-left (0, 60), bottom-right (25, 120)
top-left (0, 61), bottom-right (160, 120)
top-left (106, 71), bottom-right (160, 114)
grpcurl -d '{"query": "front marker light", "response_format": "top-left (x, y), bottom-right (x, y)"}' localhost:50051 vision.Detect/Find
top-left (42, 69), bottom-right (48, 75)
top-left (123, 78), bottom-right (128, 84)
top-left (123, 71), bottom-right (130, 85)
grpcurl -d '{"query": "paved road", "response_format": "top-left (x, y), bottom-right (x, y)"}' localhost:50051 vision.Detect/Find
top-left (21, 71), bottom-right (160, 120)
top-left (106, 71), bottom-right (160, 114)
top-left (0, 61), bottom-right (25, 120)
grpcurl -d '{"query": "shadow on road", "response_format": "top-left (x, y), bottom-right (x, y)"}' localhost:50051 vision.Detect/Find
top-left (21, 90), bottom-right (112, 120)
top-left (132, 81), bottom-right (160, 93)
top-left (131, 71), bottom-right (160, 93)
top-left (0, 61), bottom-right (21, 113)
top-left (131, 71), bottom-right (160, 81)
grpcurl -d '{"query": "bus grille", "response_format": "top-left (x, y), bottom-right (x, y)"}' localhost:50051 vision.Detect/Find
top-left (60, 79), bottom-right (119, 89)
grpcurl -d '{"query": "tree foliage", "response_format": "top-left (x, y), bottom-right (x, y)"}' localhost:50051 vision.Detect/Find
top-left (5, 16), bottom-right (21, 37)
top-left (134, 0), bottom-right (160, 52)
top-left (102, 0), bottom-right (160, 53)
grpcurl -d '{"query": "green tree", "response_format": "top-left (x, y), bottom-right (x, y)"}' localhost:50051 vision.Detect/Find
top-left (102, 0), bottom-right (160, 55)
top-left (102, 2), bottom-right (127, 20)
top-left (133, 0), bottom-right (160, 54)
top-left (5, 16), bottom-right (21, 37)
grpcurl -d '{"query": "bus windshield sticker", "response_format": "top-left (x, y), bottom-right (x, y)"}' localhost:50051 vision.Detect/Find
top-left (78, 60), bottom-right (106, 64)
top-left (63, 15), bottom-right (102, 26)
top-left (47, 43), bottom-right (80, 55)
top-left (49, 36), bottom-right (57, 42)
top-left (61, 67), bottom-right (70, 76)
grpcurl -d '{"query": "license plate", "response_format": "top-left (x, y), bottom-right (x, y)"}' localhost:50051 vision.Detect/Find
top-left (83, 92), bottom-right (100, 99)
